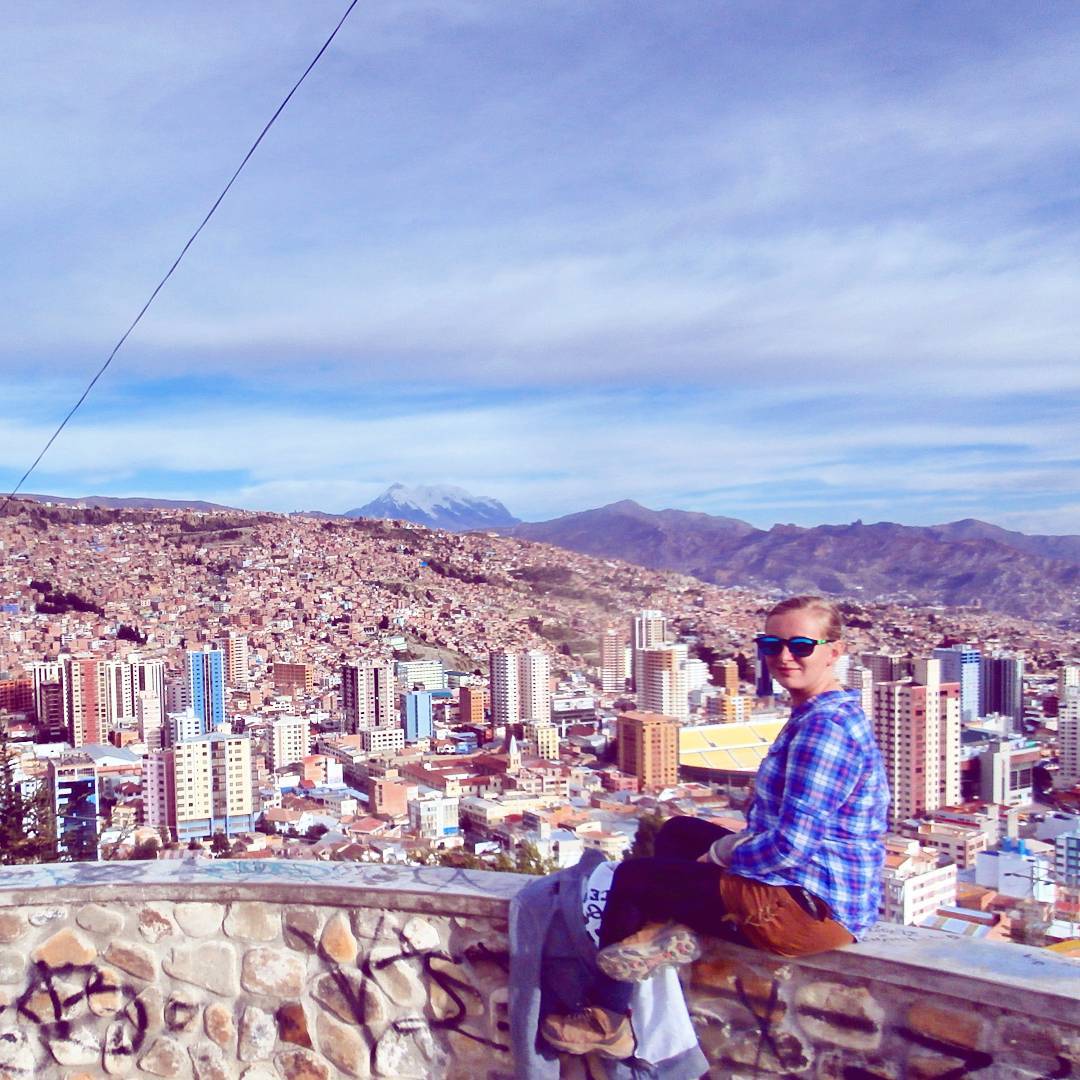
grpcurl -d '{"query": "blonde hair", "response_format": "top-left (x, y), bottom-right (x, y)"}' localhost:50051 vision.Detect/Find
top-left (765, 595), bottom-right (843, 641)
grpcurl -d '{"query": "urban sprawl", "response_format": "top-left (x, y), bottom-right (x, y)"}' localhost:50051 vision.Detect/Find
top-left (1, 504), bottom-right (1078, 949)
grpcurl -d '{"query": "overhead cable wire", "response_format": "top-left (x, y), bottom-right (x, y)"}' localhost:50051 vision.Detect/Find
top-left (0, 0), bottom-right (361, 515)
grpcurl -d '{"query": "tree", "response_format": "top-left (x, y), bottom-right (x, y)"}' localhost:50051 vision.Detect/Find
top-left (0, 732), bottom-right (56, 864)
top-left (624, 811), bottom-right (666, 861)
top-left (210, 832), bottom-right (231, 856)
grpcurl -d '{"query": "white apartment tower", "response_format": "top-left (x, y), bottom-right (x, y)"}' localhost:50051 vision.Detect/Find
top-left (600, 627), bottom-right (628, 695)
top-left (489, 651), bottom-right (520, 729)
top-left (270, 714), bottom-right (310, 772)
top-left (145, 731), bottom-right (254, 841)
top-left (519, 649), bottom-right (552, 723)
top-left (631, 610), bottom-right (668, 693)
top-left (638, 643), bottom-right (690, 723)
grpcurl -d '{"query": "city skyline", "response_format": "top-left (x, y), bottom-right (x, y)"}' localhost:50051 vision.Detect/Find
top-left (3, 4), bottom-right (1080, 531)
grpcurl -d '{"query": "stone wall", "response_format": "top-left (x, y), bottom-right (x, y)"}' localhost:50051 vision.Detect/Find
top-left (0, 859), bottom-right (1077, 1079)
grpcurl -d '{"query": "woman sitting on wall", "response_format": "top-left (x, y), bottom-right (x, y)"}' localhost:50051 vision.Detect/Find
top-left (541, 594), bottom-right (891, 1060)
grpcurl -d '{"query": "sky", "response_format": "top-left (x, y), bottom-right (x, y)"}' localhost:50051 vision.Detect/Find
top-left (2, 1), bottom-right (1079, 532)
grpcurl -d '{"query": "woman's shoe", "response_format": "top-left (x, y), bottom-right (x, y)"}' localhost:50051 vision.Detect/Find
top-left (596, 921), bottom-right (701, 982)
top-left (541, 1006), bottom-right (635, 1058)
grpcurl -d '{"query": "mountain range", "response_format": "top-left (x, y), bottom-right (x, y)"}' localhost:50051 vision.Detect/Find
top-left (18, 488), bottom-right (1079, 622)
top-left (509, 501), bottom-right (1080, 624)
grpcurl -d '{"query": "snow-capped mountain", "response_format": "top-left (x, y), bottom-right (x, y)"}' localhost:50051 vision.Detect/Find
top-left (346, 483), bottom-right (520, 531)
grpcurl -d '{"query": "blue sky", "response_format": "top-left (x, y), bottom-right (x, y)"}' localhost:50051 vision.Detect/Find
top-left (2, 2), bottom-right (1079, 532)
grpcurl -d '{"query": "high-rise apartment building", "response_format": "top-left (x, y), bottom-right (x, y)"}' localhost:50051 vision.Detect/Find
top-left (519, 650), bottom-right (552, 723)
top-left (185, 649), bottom-right (226, 734)
top-left (617, 710), bottom-right (679, 790)
top-left (845, 664), bottom-right (874, 720)
top-left (403, 691), bottom-right (435, 742)
top-left (932, 645), bottom-right (981, 723)
top-left (638, 643), bottom-right (690, 723)
top-left (631, 610), bottom-right (668, 693)
top-left (217, 632), bottom-right (249, 689)
top-left (980, 653), bottom-right (1025, 729)
top-left (1059, 665), bottom-right (1080, 702)
top-left (458, 685), bottom-right (485, 727)
top-left (65, 658), bottom-right (109, 748)
top-left (341, 661), bottom-right (395, 732)
top-left (873, 659), bottom-right (960, 825)
top-left (145, 731), bottom-right (254, 841)
top-left (1060, 687), bottom-right (1080, 784)
top-left (270, 715), bottom-right (309, 771)
top-left (713, 659), bottom-right (740, 696)
top-left (600, 627), bottom-right (628, 695)
top-left (488, 650), bottom-right (552, 727)
top-left (489, 651), bottom-right (520, 729)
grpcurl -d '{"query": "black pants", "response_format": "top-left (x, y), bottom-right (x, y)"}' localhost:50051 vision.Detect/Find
top-left (598, 816), bottom-right (739, 949)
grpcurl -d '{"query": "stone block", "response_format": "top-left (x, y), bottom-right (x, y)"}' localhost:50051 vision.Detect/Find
top-left (76, 903), bottom-right (126, 936)
top-left (400, 916), bottom-right (441, 953)
top-left (427, 956), bottom-right (484, 1022)
top-left (312, 969), bottom-right (368, 1026)
top-left (367, 943), bottom-right (426, 1009)
top-left (815, 1049), bottom-right (899, 1079)
top-left (174, 902), bottom-right (226, 938)
top-left (240, 1068), bottom-right (278, 1080)
top-left (88, 964), bottom-right (125, 1017)
top-left (317, 1012), bottom-right (370, 1078)
top-left (351, 909), bottom-right (400, 941)
top-left (0, 950), bottom-right (24, 984)
top-left (720, 1030), bottom-right (812, 1074)
top-left (794, 981), bottom-right (884, 1051)
top-left (127, 985), bottom-right (165, 1034)
top-left (0, 912), bottom-right (27, 944)
top-left (138, 904), bottom-right (174, 944)
top-left (31, 927), bottom-right (97, 968)
top-left (138, 1036), bottom-right (187, 1077)
top-left (224, 902), bottom-right (280, 943)
top-left (163, 941), bottom-right (238, 996)
top-left (164, 989), bottom-right (202, 1033)
top-left (46, 1029), bottom-right (100, 1067)
top-left (905, 1001), bottom-right (983, 1052)
top-left (103, 1019), bottom-right (136, 1076)
top-left (906, 1054), bottom-right (969, 1080)
top-left (0, 1031), bottom-right (35, 1077)
top-left (104, 940), bottom-right (156, 982)
top-left (319, 912), bottom-right (358, 965)
top-left (189, 1039), bottom-right (232, 1080)
top-left (205, 1001), bottom-right (236, 1049)
top-left (374, 1025), bottom-right (431, 1079)
top-left (275, 1048), bottom-right (331, 1080)
top-left (239, 1005), bottom-right (277, 1062)
top-left (283, 907), bottom-right (321, 952)
top-left (241, 947), bottom-right (305, 998)
top-left (28, 906), bottom-right (66, 926)
top-left (278, 1001), bottom-right (313, 1048)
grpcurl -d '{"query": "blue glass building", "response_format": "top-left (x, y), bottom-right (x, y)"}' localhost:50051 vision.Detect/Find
top-left (403, 690), bottom-right (434, 742)
top-left (186, 648), bottom-right (226, 734)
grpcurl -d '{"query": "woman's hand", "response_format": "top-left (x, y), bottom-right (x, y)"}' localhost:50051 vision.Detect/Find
top-left (702, 832), bottom-right (745, 867)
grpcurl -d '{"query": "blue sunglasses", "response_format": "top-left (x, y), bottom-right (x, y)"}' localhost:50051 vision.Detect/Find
top-left (755, 635), bottom-right (832, 658)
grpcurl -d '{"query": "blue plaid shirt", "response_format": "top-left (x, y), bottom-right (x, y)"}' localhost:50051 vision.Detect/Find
top-left (726, 689), bottom-right (889, 937)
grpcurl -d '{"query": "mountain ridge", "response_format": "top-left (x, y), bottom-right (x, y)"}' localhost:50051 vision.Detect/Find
top-left (508, 501), bottom-right (1080, 623)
